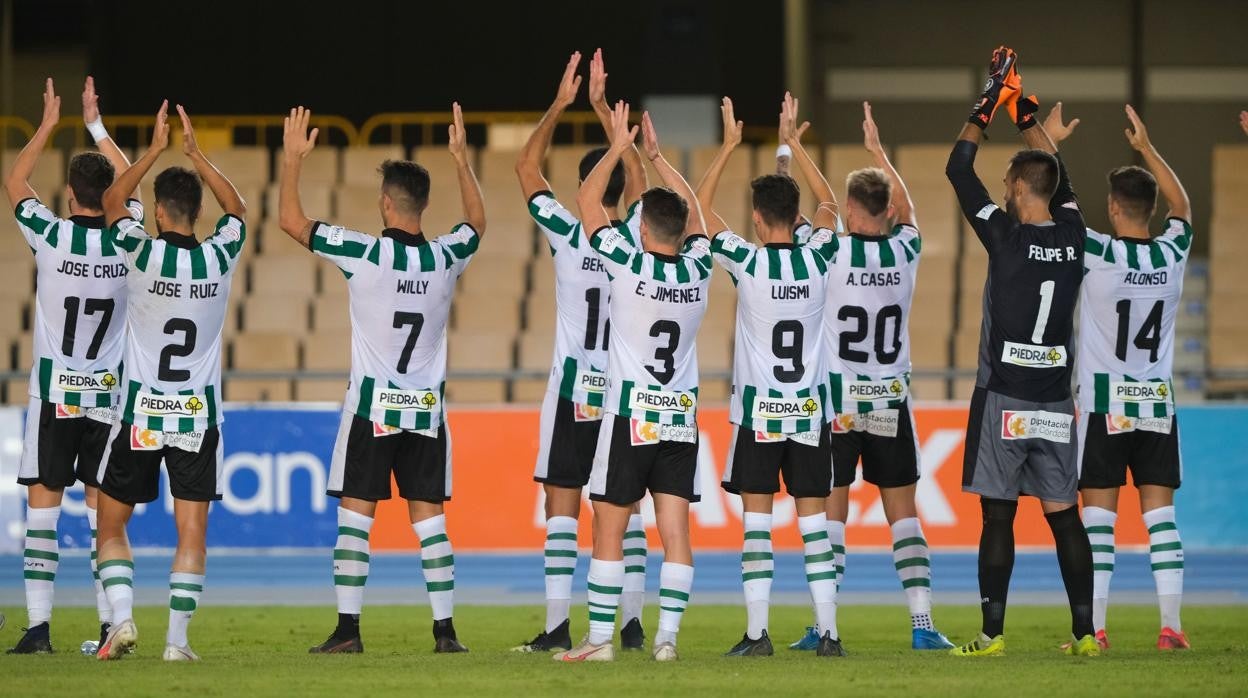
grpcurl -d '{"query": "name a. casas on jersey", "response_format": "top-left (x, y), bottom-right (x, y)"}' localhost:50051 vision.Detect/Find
top-left (629, 386), bottom-right (696, 415)
top-left (53, 369), bottom-right (117, 394)
top-left (147, 279), bottom-right (220, 299)
top-left (845, 378), bottom-right (907, 402)
top-left (1001, 341), bottom-right (1068, 367)
top-left (56, 259), bottom-right (126, 279)
top-left (634, 281), bottom-right (702, 304)
top-left (1000, 410), bottom-right (1072, 443)
top-left (1111, 381), bottom-right (1171, 404)
top-left (372, 388), bottom-right (439, 412)
top-left (752, 395), bottom-right (820, 421)
top-left (135, 392), bottom-right (207, 418)
top-left (845, 271), bottom-right (901, 287)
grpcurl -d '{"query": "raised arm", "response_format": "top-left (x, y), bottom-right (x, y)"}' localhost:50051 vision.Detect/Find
top-left (948, 47), bottom-right (1019, 226)
top-left (4, 78), bottom-right (59, 207)
top-left (781, 92), bottom-right (836, 230)
top-left (1125, 104), bottom-right (1191, 222)
top-left (449, 102), bottom-right (485, 237)
top-left (82, 76), bottom-right (137, 201)
top-left (516, 52), bottom-right (580, 199)
top-left (641, 111), bottom-right (705, 236)
top-left (693, 97), bottom-right (742, 235)
top-left (1241, 110), bottom-right (1248, 137)
top-left (578, 100), bottom-right (636, 236)
top-left (863, 101), bottom-right (914, 227)
top-left (177, 105), bottom-right (246, 219)
top-left (589, 48), bottom-right (647, 208)
top-left (279, 106), bottom-right (320, 246)
top-left (104, 101), bottom-right (169, 225)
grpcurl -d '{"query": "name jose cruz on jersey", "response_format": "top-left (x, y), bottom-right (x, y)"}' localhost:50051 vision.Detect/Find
top-left (55, 259), bottom-right (127, 279)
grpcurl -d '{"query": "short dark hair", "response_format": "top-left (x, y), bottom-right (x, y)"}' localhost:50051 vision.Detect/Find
top-left (154, 166), bottom-right (203, 225)
top-left (845, 167), bottom-right (891, 216)
top-left (66, 152), bottom-right (114, 210)
top-left (379, 160), bottom-right (430, 215)
top-left (750, 174), bottom-right (800, 228)
top-left (1006, 149), bottom-right (1059, 199)
top-left (579, 147), bottom-right (626, 208)
top-left (1107, 165), bottom-right (1158, 222)
top-left (640, 187), bottom-right (688, 242)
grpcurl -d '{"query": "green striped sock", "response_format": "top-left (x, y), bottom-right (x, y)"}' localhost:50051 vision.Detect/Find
top-left (334, 507), bottom-right (373, 615)
top-left (23, 506), bottom-right (60, 625)
top-left (414, 514), bottom-right (454, 621)
top-left (167, 572), bottom-right (204, 647)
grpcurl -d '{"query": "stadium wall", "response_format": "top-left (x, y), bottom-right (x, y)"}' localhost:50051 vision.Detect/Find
top-left (1, 404), bottom-right (1243, 553)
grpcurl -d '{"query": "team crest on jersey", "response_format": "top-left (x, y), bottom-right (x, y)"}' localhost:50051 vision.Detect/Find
top-left (325, 226), bottom-right (346, 246)
top-left (687, 236), bottom-right (711, 254)
top-left (218, 218), bottom-right (242, 242)
top-left (629, 387), bottom-right (696, 415)
top-left (373, 388), bottom-right (438, 412)
top-left (135, 392), bottom-right (206, 418)
top-left (573, 402), bottom-right (603, 422)
top-left (1105, 414), bottom-right (1172, 435)
top-left (130, 426), bottom-right (162, 451)
top-left (53, 369), bottom-right (117, 394)
top-left (809, 228), bottom-right (833, 245)
top-left (1000, 410), bottom-right (1072, 443)
top-left (596, 228), bottom-right (627, 254)
top-left (537, 198), bottom-right (561, 220)
top-left (1111, 381), bottom-right (1170, 404)
top-left (1001, 341), bottom-right (1068, 368)
top-left (752, 396), bottom-right (820, 421)
top-left (20, 199), bottom-right (40, 219)
top-left (575, 369), bottom-right (607, 395)
top-left (845, 378), bottom-right (907, 403)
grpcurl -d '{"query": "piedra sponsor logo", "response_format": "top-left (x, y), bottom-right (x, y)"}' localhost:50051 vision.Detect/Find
top-left (138, 393), bottom-right (205, 417)
top-left (754, 396), bottom-right (820, 420)
top-left (577, 370), bottom-right (607, 393)
top-left (1112, 381), bottom-right (1170, 403)
top-left (846, 378), bottom-right (905, 402)
top-left (630, 388), bottom-right (695, 414)
top-left (1001, 342), bottom-right (1067, 368)
top-left (376, 389), bottom-right (438, 411)
top-left (55, 370), bottom-right (116, 393)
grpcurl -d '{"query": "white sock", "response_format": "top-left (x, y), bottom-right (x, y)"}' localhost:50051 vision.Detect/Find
top-left (800, 513), bottom-right (838, 640)
top-left (620, 514), bottom-right (647, 625)
top-left (741, 512), bottom-right (773, 640)
top-left (656, 562), bottom-right (693, 646)
top-left (827, 518), bottom-right (847, 587)
top-left (167, 571), bottom-right (204, 647)
top-left (587, 558), bottom-right (624, 645)
top-left (891, 517), bottom-right (934, 630)
top-left (23, 505), bottom-right (60, 625)
top-left (98, 558), bottom-right (135, 624)
top-left (1082, 505), bottom-right (1117, 633)
top-left (1143, 505), bottom-right (1183, 631)
top-left (333, 507), bottom-right (373, 615)
top-left (544, 515), bottom-right (577, 633)
top-left (414, 514), bottom-right (455, 621)
top-left (86, 507), bottom-right (112, 625)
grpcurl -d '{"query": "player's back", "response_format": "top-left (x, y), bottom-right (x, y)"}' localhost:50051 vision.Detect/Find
top-left (311, 222), bottom-right (480, 430)
top-left (1077, 219), bottom-right (1190, 417)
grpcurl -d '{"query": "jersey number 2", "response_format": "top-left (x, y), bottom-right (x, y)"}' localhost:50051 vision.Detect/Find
top-left (158, 318), bottom-right (197, 382)
top-left (61, 296), bottom-right (115, 360)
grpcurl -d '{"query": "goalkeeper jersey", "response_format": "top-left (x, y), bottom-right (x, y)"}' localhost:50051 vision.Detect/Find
top-left (15, 197), bottom-right (141, 408)
top-left (312, 221), bottom-right (479, 430)
top-left (111, 213), bottom-right (245, 431)
top-left (710, 228), bottom-right (834, 432)
top-left (589, 226), bottom-right (711, 425)
top-left (1076, 218), bottom-right (1191, 418)
top-left (527, 191), bottom-right (639, 406)
top-left (821, 225), bottom-right (922, 414)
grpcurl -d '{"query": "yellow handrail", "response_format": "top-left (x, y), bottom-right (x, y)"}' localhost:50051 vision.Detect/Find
top-left (46, 114), bottom-right (359, 149)
top-left (0, 116), bottom-right (36, 150)
top-left (359, 111), bottom-right (606, 145)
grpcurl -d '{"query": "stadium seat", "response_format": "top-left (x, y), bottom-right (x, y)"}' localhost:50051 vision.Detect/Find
top-left (692, 145), bottom-right (752, 185)
top-left (447, 329), bottom-right (514, 372)
top-left (445, 379), bottom-right (507, 404)
top-left (342, 145), bottom-right (405, 185)
top-left (524, 294), bottom-right (557, 333)
top-left (453, 291), bottom-right (522, 334)
top-left (231, 332), bottom-right (300, 370)
top-left (511, 378), bottom-right (547, 403)
top-left (952, 330), bottom-right (980, 369)
top-left (302, 330), bottom-right (352, 371)
top-left (459, 251), bottom-right (527, 295)
top-left (696, 326), bottom-right (734, 377)
top-left (0, 334), bottom-right (16, 371)
top-left (299, 148), bottom-right (341, 185)
top-left (221, 299), bottom-right (241, 339)
top-left (910, 326), bottom-right (951, 372)
top-left (293, 378), bottom-right (346, 403)
top-left (263, 182), bottom-right (334, 230)
top-left (5, 377), bottom-right (28, 405)
top-left (2, 148), bottom-right (64, 196)
top-left (15, 332), bottom-right (32, 371)
top-left (546, 145), bottom-right (591, 200)
top-left (0, 258), bottom-right (34, 299)
top-left (203, 147), bottom-right (270, 189)
top-left (312, 295), bottom-right (352, 333)
top-left (248, 253), bottom-right (320, 297)
top-left (227, 378), bottom-right (292, 402)
top-left (0, 296), bottom-right (26, 337)
top-left (240, 295), bottom-right (310, 334)
top-left (908, 377), bottom-right (949, 402)
top-left (823, 145), bottom-right (883, 191)
top-left (332, 185), bottom-right (381, 232)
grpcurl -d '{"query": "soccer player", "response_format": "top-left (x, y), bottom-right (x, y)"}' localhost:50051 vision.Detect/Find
top-left (699, 94), bottom-right (841, 657)
top-left (95, 102), bottom-right (248, 662)
top-left (945, 47), bottom-right (1098, 657)
top-left (1048, 104), bottom-right (1192, 650)
top-left (4, 77), bottom-right (137, 654)
top-left (513, 50), bottom-right (651, 653)
top-left (554, 103), bottom-right (710, 663)
top-left (281, 104), bottom-right (483, 655)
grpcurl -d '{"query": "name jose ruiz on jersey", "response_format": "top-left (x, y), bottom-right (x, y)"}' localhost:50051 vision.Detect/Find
top-left (56, 259), bottom-right (127, 279)
top-left (147, 279), bottom-right (220, 299)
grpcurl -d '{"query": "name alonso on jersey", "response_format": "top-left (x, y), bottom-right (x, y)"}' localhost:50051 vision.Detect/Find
top-left (1123, 270), bottom-right (1169, 285)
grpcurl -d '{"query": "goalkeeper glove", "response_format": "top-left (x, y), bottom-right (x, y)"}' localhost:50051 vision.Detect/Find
top-left (1009, 94), bottom-right (1040, 131)
top-left (968, 46), bottom-right (1021, 129)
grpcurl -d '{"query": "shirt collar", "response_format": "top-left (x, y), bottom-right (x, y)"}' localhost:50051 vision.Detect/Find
top-left (158, 231), bottom-right (199, 249)
top-left (69, 214), bottom-right (106, 229)
top-left (383, 228), bottom-right (427, 246)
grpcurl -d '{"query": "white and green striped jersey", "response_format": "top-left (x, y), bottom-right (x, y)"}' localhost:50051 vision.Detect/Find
top-left (15, 197), bottom-right (141, 408)
top-left (589, 226), bottom-right (711, 425)
top-left (313, 221), bottom-right (479, 431)
top-left (710, 229), bottom-right (835, 432)
top-left (816, 224), bottom-right (922, 415)
top-left (1076, 219), bottom-right (1191, 418)
top-left (111, 213), bottom-right (245, 432)
top-left (527, 191), bottom-right (639, 406)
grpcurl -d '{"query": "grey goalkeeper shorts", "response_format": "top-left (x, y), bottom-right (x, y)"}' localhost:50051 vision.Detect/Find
top-left (962, 387), bottom-right (1079, 503)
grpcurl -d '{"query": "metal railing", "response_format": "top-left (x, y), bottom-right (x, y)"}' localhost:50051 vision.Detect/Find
top-left (44, 114), bottom-right (360, 149)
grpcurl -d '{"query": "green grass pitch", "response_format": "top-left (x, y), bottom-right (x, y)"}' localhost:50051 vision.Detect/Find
top-left (4, 604), bottom-right (1245, 696)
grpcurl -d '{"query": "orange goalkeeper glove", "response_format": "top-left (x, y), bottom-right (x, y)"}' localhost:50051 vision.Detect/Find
top-left (968, 46), bottom-right (1021, 129)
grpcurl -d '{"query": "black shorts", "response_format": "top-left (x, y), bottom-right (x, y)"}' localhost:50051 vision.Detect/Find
top-left (1078, 412), bottom-right (1182, 490)
top-left (533, 391), bottom-right (602, 488)
top-left (962, 387), bottom-right (1078, 503)
top-left (97, 421), bottom-right (223, 504)
top-left (327, 413), bottom-right (451, 503)
top-left (587, 413), bottom-right (700, 505)
top-left (829, 402), bottom-right (921, 488)
top-left (722, 425), bottom-right (832, 498)
top-left (17, 398), bottom-right (110, 488)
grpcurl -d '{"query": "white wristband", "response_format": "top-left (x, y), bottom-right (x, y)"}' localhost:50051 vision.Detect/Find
top-left (775, 144), bottom-right (793, 159)
top-left (86, 118), bottom-right (109, 144)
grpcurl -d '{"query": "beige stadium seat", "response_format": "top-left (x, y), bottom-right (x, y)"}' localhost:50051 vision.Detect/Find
top-left (908, 378), bottom-right (948, 402)
top-left (249, 253), bottom-right (319, 297)
top-left (0, 299), bottom-right (26, 337)
top-left (530, 258), bottom-right (556, 294)
top-left (823, 145), bottom-right (883, 191)
top-left (226, 379), bottom-right (292, 402)
top-left (910, 326), bottom-right (950, 372)
top-left (294, 378), bottom-right (346, 403)
top-left (452, 293), bottom-right (521, 334)
top-left (312, 295), bottom-right (352, 333)
top-left (15, 332), bottom-right (32, 371)
top-left (478, 149), bottom-right (518, 188)
top-left (333, 185), bottom-right (381, 232)
top-left (3, 148), bottom-right (65, 195)
top-left (198, 185), bottom-right (262, 233)
top-left (480, 225), bottom-right (535, 259)
top-left (0, 258), bottom-right (34, 299)
top-left (525, 295), bottom-right (557, 333)
top-left (702, 294), bottom-right (737, 331)
top-left (697, 327), bottom-right (734, 376)
top-left (342, 146), bottom-right (405, 186)
top-left (952, 330), bottom-right (981, 369)
top-left (6, 377), bottom-right (28, 405)
top-left (300, 148), bottom-right (340, 186)
top-left (302, 330), bottom-right (352, 371)
top-left (952, 378), bottom-right (977, 402)
top-left (547, 145), bottom-right (595, 196)
top-left (516, 331), bottom-right (555, 374)
top-left (221, 299), bottom-right (242, 339)
top-left (203, 147), bottom-right (270, 189)
top-left (699, 379), bottom-right (731, 403)
top-left (231, 332), bottom-right (300, 370)
top-left (643, 146), bottom-right (685, 181)
top-left (445, 380), bottom-right (507, 404)
top-left (511, 378), bottom-right (547, 403)
top-left (692, 146), bottom-right (752, 185)
top-left (411, 146), bottom-right (475, 179)
top-left (459, 253), bottom-right (526, 295)
top-left (1210, 328), bottom-right (1248, 371)
top-left (0, 335), bottom-right (16, 371)
top-left (241, 295), bottom-right (310, 334)
top-left (447, 329), bottom-right (514, 372)
top-left (264, 182), bottom-right (333, 228)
